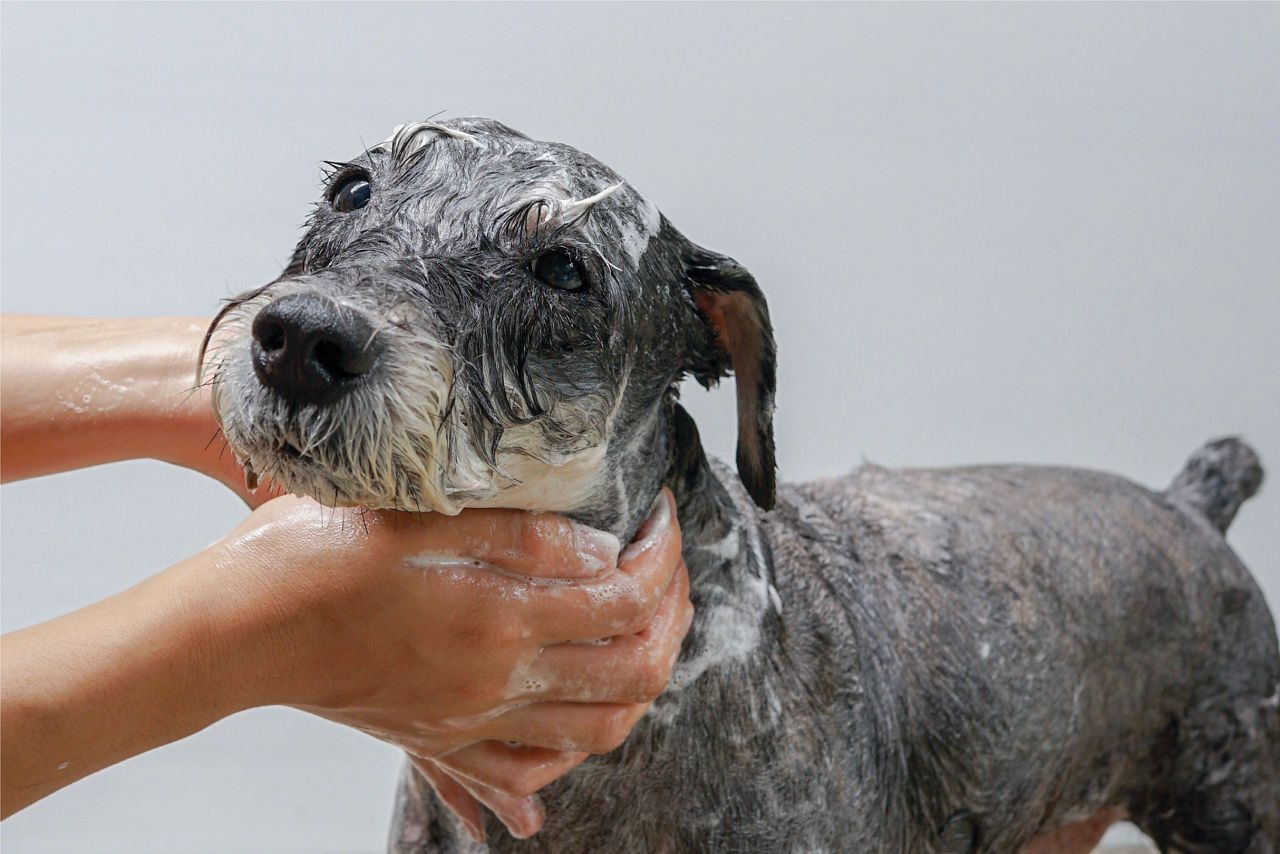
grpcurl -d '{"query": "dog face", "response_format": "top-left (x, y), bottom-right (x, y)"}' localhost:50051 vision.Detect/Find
top-left (202, 118), bottom-right (775, 515)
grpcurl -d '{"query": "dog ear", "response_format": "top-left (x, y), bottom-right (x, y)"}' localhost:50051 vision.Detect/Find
top-left (684, 246), bottom-right (777, 511)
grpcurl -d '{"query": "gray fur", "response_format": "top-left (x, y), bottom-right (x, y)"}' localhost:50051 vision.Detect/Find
top-left (203, 118), bottom-right (1280, 853)
top-left (1166, 437), bottom-right (1264, 534)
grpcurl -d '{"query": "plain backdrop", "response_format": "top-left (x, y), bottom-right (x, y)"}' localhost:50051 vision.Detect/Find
top-left (2, 3), bottom-right (1277, 852)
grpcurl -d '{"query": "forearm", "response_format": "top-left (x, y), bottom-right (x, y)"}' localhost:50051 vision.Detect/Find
top-left (0, 559), bottom-right (246, 817)
top-left (0, 315), bottom-right (252, 500)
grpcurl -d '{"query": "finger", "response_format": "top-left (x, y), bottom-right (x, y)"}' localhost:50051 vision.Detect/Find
top-left (524, 490), bottom-right (683, 643)
top-left (480, 701), bottom-right (651, 754)
top-left (408, 755), bottom-right (486, 844)
top-left (382, 507), bottom-right (621, 580)
top-left (523, 556), bottom-right (691, 703)
top-left (443, 770), bottom-right (547, 840)
top-left (437, 741), bottom-right (589, 798)
top-left (619, 488), bottom-right (681, 568)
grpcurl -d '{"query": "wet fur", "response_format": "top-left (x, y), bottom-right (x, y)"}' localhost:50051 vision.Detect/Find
top-left (204, 118), bottom-right (1280, 853)
top-left (392, 451), bottom-right (1279, 854)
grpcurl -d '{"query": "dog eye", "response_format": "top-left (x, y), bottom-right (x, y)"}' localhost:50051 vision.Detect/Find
top-left (531, 249), bottom-right (586, 291)
top-left (332, 176), bottom-right (372, 212)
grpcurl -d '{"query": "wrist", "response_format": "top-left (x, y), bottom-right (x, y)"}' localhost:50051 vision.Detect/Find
top-left (157, 554), bottom-right (269, 722)
top-left (94, 317), bottom-right (220, 473)
top-left (169, 508), bottom-right (361, 715)
top-left (0, 316), bottom-right (215, 481)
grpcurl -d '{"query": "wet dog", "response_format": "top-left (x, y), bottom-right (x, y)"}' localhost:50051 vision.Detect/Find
top-left (201, 118), bottom-right (1279, 853)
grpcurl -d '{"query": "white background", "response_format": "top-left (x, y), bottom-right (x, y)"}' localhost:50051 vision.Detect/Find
top-left (2, 4), bottom-right (1277, 851)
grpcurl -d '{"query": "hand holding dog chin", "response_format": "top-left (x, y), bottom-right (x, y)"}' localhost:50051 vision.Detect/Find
top-left (0, 317), bottom-right (691, 832)
top-left (196, 489), bottom-right (690, 841)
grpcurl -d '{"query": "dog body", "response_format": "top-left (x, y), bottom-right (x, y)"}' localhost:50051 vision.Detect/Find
top-left (202, 118), bottom-right (1279, 853)
top-left (392, 452), bottom-right (1278, 854)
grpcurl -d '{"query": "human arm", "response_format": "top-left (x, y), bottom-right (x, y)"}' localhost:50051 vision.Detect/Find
top-left (0, 315), bottom-right (257, 504)
top-left (0, 315), bottom-right (692, 838)
top-left (1, 491), bottom-right (689, 834)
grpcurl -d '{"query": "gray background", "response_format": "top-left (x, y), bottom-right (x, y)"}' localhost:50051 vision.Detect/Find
top-left (2, 3), bottom-right (1276, 852)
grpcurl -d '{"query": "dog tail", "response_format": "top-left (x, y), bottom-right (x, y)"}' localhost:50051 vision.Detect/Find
top-left (1165, 437), bottom-right (1263, 533)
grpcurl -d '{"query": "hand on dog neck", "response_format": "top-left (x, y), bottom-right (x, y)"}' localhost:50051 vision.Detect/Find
top-left (564, 401), bottom-right (734, 556)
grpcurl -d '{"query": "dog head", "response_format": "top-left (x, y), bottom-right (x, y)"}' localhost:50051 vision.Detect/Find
top-left (202, 118), bottom-right (775, 517)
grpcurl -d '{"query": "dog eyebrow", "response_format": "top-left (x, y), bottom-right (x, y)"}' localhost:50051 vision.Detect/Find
top-left (508, 182), bottom-right (627, 239)
top-left (559, 182), bottom-right (624, 225)
top-left (379, 121), bottom-right (484, 158)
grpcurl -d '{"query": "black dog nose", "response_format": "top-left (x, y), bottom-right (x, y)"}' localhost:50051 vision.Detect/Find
top-left (251, 294), bottom-right (383, 405)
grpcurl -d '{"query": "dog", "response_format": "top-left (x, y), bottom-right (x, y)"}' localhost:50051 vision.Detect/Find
top-left (201, 118), bottom-right (1279, 853)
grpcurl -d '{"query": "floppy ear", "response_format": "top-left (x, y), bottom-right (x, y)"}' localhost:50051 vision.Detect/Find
top-left (684, 246), bottom-right (777, 511)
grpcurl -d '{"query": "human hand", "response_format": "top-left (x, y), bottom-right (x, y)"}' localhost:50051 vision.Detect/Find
top-left (194, 489), bottom-right (690, 840)
top-left (412, 490), bottom-right (689, 841)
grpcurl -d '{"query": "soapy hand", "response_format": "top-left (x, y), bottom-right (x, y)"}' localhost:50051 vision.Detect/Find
top-left (417, 491), bottom-right (689, 841)
top-left (201, 489), bottom-right (690, 841)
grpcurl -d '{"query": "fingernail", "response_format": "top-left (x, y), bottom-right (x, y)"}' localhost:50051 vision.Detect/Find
top-left (624, 493), bottom-right (671, 557)
top-left (638, 492), bottom-right (670, 536)
top-left (506, 796), bottom-right (545, 839)
top-left (572, 523), bottom-right (620, 576)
